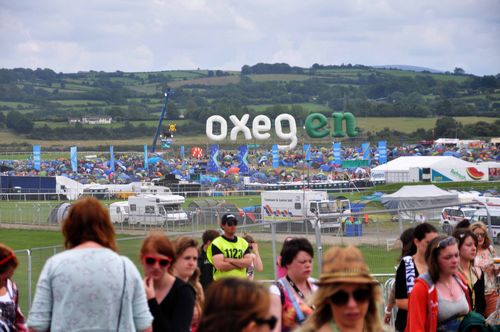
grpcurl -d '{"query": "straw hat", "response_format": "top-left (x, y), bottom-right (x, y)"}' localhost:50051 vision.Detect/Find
top-left (316, 246), bottom-right (377, 285)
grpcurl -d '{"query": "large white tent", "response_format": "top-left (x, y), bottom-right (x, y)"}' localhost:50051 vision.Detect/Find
top-left (381, 184), bottom-right (459, 220)
top-left (371, 156), bottom-right (478, 183)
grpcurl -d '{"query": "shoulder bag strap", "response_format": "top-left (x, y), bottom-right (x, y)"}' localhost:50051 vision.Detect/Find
top-left (278, 278), bottom-right (306, 323)
top-left (117, 257), bottom-right (127, 331)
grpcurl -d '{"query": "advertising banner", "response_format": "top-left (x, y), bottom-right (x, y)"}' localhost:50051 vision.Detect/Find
top-left (333, 142), bottom-right (342, 165)
top-left (489, 167), bottom-right (500, 181)
top-left (378, 141), bottom-right (387, 164)
top-left (362, 142), bottom-right (370, 162)
top-left (272, 144), bottom-right (280, 168)
top-left (70, 146), bottom-right (78, 173)
top-left (110, 146), bottom-right (115, 172)
top-left (238, 145), bottom-right (249, 175)
top-left (431, 166), bottom-right (489, 182)
top-left (144, 145), bottom-right (148, 170)
top-left (33, 145), bottom-right (41, 171)
top-left (208, 144), bottom-right (219, 173)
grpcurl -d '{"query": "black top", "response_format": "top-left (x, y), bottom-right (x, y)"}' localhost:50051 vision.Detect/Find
top-left (198, 249), bottom-right (214, 291)
top-left (148, 277), bottom-right (195, 332)
top-left (395, 257), bottom-right (420, 332)
top-left (469, 270), bottom-right (486, 316)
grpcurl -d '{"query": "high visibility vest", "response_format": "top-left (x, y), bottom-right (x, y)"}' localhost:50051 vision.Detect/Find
top-left (207, 236), bottom-right (249, 280)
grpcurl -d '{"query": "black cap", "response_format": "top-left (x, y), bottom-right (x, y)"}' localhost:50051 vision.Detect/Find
top-left (221, 214), bottom-right (237, 224)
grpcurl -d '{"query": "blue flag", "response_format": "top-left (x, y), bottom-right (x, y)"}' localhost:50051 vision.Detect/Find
top-left (272, 145), bottom-right (279, 168)
top-left (362, 142), bottom-right (370, 162)
top-left (110, 146), bottom-right (115, 172)
top-left (333, 142), bottom-right (342, 165)
top-left (181, 146), bottom-right (186, 171)
top-left (144, 145), bottom-right (149, 170)
top-left (70, 146), bottom-right (78, 173)
top-left (238, 145), bottom-right (249, 175)
top-left (304, 144), bottom-right (311, 162)
top-left (208, 144), bottom-right (219, 173)
top-left (33, 145), bottom-right (41, 171)
top-left (378, 141), bottom-right (387, 164)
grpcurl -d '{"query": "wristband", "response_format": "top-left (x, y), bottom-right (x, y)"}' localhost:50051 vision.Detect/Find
top-left (385, 307), bottom-right (392, 314)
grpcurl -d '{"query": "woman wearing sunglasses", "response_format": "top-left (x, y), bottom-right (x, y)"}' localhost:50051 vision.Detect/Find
top-left (172, 237), bottom-right (204, 332)
top-left (141, 232), bottom-right (195, 332)
top-left (471, 222), bottom-right (499, 317)
top-left (406, 235), bottom-right (472, 332)
top-left (28, 197), bottom-right (153, 332)
top-left (298, 245), bottom-right (384, 332)
top-left (453, 228), bottom-right (486, 316)
top-left (198, 278), bottom-right (277, 332)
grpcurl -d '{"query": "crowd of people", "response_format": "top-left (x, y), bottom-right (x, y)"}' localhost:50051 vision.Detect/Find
top-left (1, 196), bottom-right (499, 331)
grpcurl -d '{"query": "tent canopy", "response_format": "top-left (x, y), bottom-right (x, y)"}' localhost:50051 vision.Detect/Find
top-left (381, 185), bottom-right (459, 220)
top-left (372, 156), bottom-right (475, 172)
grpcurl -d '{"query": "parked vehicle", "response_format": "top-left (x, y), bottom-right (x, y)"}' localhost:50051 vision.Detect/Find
top-left (110, 194), bottom-right (188, 226)
top-left (470, 208), bottom-right (500, 243)
top-left (439, 206), bottom-right (477, 234)
top-left (261, 190), bottom-right (350, 230)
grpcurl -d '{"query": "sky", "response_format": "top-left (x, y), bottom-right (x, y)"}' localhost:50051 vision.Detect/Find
top-left (1, 0), bottom-right (499, 76)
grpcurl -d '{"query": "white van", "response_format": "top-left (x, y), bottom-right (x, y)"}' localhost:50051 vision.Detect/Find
top-left (109, 201), bottom-right (129, 224)
top-left (439, 206), bottom-right (477, 234)
top-left (470, 208), bottom-right (500, 243)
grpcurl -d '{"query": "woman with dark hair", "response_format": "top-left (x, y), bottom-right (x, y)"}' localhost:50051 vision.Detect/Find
top-left (298, 246), bottom-right (385, 332)
top-left (453, 228), bottom-right (486, 316)
top-left (0, 244), bottom-right (26, 331)
top-left (28, 197), bottom-right (153, 332)
top-left (394, 223), bottom-right (437, 332)
top-left (172, 237), bottom-right (203, 332)
top-left (406, 235), bottom-right (472, 331)
top-left (141, 232), bottom-right (195, 332)
top-left (471, 222), bottom-right (499, 317)
top-left (269, 238), bottom-right (316, 332)
top-left (198, 278), bottom-right (276, 332)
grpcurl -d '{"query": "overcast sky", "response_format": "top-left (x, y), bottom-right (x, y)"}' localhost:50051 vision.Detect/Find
top-left (1, 0), bottom-right (499, 76)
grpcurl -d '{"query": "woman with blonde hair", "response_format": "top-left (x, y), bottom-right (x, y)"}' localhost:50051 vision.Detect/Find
top-left (28, 197), bottom-right (153, 332)
top-left (471, 222), bottom-right (499, 317)
top-left (298, 246), bottom-right (384, 332)
top-left (198, 278), bottom-right (277, 332)
top-left (172, 236), bottom-right (204, 332)
top-left (141, 232), bottom-right (195, 332)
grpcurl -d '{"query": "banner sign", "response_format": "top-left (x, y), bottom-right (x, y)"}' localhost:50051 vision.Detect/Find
top-left (238, 145), bottom-right (249, 175)
top-left (432, 166), bottom-right (489, 182)
top-left (333, 142), bottom-right (342, 165)
top-left (181, 145), bottom-right (186, 171)
top-left (378, 141), bottom-right (387, 165)
top-left (272, 144), bottom-right (280, 168)
top-left (205, 112), bottom-right (358, 151)
top-left (341, 160), bottom-right (369, 168)
top-left (70, 146), bottom-right (78, 173)
top-left (208, 144), bottom-right (219, 173)
top-left (362, 142), bottom-right (370, 162)
top-left (304, 144), bottom-right (311, 162)
top-left (144, 145), bottom-right (149, 170)
top-left (33, 145), bottom-right (41, 171)
top-left (110, 146), bottom-right (115, 172)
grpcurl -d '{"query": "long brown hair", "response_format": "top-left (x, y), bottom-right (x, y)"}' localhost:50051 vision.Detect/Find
top-left (140, 231), bottom-right (175, 261)
top-left (470, 222), bottom-right (491, 249)
top-left (425, 235), bottom-right (458, 283)
top-left (198, 278), bottom-right (270, 332)
top-left (62, 197), bottom-right (117, 251)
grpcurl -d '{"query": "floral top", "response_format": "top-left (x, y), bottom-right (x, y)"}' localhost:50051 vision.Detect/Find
top-left (475, 245), bottom-right (497, 294)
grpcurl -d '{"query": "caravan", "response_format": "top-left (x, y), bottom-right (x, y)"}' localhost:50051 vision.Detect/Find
top-left (127, 194), bottom-right (188, 226)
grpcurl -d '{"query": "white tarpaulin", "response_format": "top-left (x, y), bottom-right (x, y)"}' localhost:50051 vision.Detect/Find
top-left (381, 185), bottom-right (459, 220)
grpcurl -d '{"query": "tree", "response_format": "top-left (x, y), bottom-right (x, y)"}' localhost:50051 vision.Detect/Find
top-left (6, 110), bottom-right (34, 132)
top-left (453, 67), bottom-right (465, 75)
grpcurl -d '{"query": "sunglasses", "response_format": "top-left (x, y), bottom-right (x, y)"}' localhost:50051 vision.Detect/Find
top-left (436, 236), bottom-right (457, 249)
top-left (254, 316), bottom-right (277, 330)
top-left (330, 288), bottom-right (371, 306)
top-left (143, 256), bottom-right (172, 267)
top-left (223, 220), bottom-right (238, 227)
top-left (474, 232), bottom-right (486, 239)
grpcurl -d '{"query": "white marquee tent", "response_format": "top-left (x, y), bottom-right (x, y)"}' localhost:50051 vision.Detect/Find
top-left (381, 184), bottom-right (460, 220)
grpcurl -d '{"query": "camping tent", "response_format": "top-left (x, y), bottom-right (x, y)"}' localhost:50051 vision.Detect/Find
top-left (381, 185), bottom-right (459, 220)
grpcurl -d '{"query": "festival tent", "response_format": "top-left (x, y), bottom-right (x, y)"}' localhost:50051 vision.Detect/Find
top-left (381, 184), bottom-right (459, 220)
top-left (371, 156), bottom-right (479, 183)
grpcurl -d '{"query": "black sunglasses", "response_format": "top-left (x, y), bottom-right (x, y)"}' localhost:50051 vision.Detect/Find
top-left (144, 256), bottom-right (171, 267)
top-left (330, 288), bottom-right (371, 306)
top-left (254, 316), bottom-right (277, 329)
top-left (223, 220), bottom-right (238, 227)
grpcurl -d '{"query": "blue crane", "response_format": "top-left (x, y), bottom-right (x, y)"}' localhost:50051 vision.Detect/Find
top-left (150, 89), bottom-right (172, 153)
